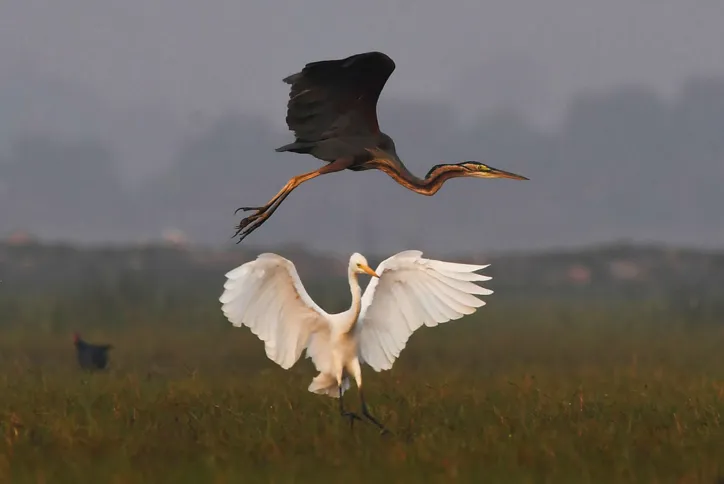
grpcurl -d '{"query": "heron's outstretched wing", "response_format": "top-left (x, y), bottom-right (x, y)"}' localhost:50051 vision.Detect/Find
top-left (281, 51), bottom-right (396, 142)
top-left (220, 253), bottom-right (331, 370)
top-left (357, 250), bottom-right (492, 372)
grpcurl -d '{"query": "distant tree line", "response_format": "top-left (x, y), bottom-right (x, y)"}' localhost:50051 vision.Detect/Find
top-left (1, 77), bottom-right (723, 249)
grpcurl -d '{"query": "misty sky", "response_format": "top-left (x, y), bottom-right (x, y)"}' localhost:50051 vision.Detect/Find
top-left (3, 0), bottom-right (724, 128)
top-left (1, 1), bottom-right (724, 252)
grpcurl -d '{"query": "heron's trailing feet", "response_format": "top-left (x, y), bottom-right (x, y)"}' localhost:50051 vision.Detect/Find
top-left (233, 200), bottom-right (281, 241)
top-left (233, 161), bottom-right (349, 243)
top-left (232, 192), bottom-right (288, 242)
top-left (233, 202), bottom-right (282, 243)
top-left (232, 192), bottom-right (291, 244)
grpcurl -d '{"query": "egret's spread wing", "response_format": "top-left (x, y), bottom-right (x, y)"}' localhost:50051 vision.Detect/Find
top-left (220, 253), bottom-right (330, 370)
top-left (357, 250), bottom-right (492, 372)
top-left (281, 51), bottom-right (396, 141)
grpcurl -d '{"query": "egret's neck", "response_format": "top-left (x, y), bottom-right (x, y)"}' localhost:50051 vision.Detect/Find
top-left (342, 269), bottom-right (364, 334)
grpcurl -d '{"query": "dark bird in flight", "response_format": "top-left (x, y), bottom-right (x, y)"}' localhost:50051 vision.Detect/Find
top-left (233, 51), bottom-right (528, 242)
top-left (73, 332), bottom-right (113, 370)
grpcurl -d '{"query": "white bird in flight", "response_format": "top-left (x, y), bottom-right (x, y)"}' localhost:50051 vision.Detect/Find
top-left (219, 250), bottom-right (492, 432)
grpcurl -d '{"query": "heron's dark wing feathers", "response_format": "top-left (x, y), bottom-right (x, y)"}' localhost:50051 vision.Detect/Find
top-left (281, 52), bottom-right (396, 142)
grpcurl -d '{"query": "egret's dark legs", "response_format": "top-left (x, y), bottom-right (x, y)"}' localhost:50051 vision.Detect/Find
top-left (339, 386), bottom-right (362, 429)
top-left (233, 157), bottom-right (353, 243)
top-left (360, 389), bottom-right (390, 434)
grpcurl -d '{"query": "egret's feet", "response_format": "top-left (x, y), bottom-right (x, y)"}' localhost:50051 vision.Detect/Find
top-left (341, 411), bottom-right (363, 429)
top-left (361, 398), bottom-right (389, 434)
top-left (363, 414), bottom-right (389, 434)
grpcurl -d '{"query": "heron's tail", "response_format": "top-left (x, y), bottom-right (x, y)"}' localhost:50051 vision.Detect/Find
top-left (308, 373), bottom-right (350, 398)
top-left (275, 140), bottom-right (315, 154)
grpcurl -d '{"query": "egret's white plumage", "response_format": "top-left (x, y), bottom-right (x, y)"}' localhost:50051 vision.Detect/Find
top-left (219, 250), bottom-right (492, 429)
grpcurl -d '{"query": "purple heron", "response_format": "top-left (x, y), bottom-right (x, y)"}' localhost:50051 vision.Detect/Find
top-left (233, 51), bottom-right (528, 242)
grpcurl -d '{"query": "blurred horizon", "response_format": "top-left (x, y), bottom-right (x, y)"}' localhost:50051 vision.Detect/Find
top-left (3, 5), bottom-right (724, 479)
top-left (2, 1), bottom-right (723, 253)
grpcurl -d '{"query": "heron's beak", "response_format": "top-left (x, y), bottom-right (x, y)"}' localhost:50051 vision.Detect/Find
top-left (361, 264), bottom-right (379, 278)
top-left (479, 166), bottom-right (529, 181)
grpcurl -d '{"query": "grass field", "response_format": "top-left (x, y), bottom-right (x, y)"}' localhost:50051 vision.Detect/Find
top-left (1, 298), bottom-right (724, 483)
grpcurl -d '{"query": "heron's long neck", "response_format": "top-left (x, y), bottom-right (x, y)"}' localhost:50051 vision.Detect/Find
top-left (372, 158), bottom-right (464, 196)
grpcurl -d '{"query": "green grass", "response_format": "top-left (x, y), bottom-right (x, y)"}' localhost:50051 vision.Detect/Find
top-left (1, 301), bottom-right (724, 483)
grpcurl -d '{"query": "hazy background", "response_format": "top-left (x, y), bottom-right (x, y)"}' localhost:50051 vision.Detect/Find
top-left (1, 0), bottom-right (723, 253)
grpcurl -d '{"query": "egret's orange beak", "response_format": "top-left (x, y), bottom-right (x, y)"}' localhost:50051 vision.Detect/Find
top-left (361, 264), bottom-right (379, 278)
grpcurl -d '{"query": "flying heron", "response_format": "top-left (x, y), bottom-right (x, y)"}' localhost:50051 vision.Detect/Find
top-left (233, 51), bottom-right (528, 242)
top-left (219, 250), bottom-right (492, 433)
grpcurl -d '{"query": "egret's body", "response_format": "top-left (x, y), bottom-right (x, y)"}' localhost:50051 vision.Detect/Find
top-left (219, 250), bottom-right (493, 430)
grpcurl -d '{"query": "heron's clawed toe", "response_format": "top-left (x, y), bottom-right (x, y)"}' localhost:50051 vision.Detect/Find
top-left (235, 215), bottom-right (256, 231)
top-left (234, 206), bottom-right (264, 215)
top-left (233, 210), bottom-right (269, 243)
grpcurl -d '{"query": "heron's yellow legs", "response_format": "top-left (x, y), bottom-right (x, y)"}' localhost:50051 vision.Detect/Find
top-left (233, 158), bottom-right (352, 243)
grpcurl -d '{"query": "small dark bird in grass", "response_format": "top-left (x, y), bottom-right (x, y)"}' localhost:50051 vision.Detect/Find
top-left (73, 332), bottom-right (113, 370)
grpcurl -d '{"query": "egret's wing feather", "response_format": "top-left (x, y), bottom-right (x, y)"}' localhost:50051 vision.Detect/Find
top-left (357, 251), bottom-right (492, 372)
top-left (220, 253), bottom-right (330, 370)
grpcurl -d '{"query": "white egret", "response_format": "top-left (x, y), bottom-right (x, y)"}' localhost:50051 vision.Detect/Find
top-left (219, 250), bottom-right (492, 431)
